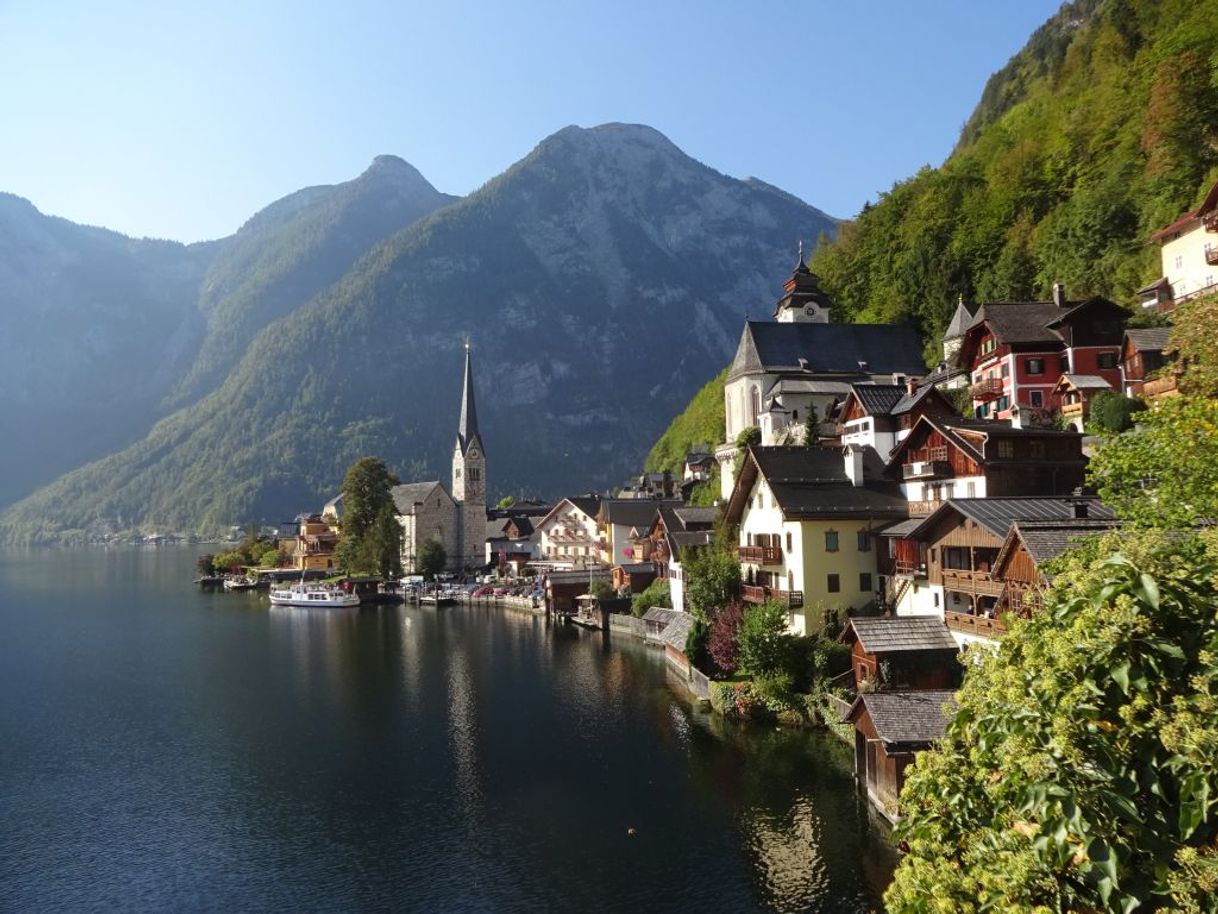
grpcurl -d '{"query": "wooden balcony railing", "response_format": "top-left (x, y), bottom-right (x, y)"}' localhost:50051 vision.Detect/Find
top-left (945, 610), bottom-right (1007, 638)
top-left (741, 585), bottom-right (804, 608)
top-left (941, 568), bottom-right (1005, 598)
top-left (970, 378), bottom-right (1004, 401)
top-left (738, 544), bottom-right (783, 565)
top-left (902, 459), bottom-right (952, 480)
top-left (894, 560), bottom-right (925, 576)
top-left (1143, 375), bottom-right (1179, 399)
top-left (908, 499), bottom-right (943, 517)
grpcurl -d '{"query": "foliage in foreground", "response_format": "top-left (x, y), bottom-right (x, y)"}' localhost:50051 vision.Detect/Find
top-left (886, 532), bottom-right (1218, 913)
top-left (630, 578), bottom-right (671, 617)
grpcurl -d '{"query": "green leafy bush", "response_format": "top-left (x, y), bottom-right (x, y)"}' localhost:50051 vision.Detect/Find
top-left (1087, 390), bottom-right (1147, 434)
top-left (738, 600), bottom-right (794, 678)
top-left (630, 578), bottom-right (671, 617)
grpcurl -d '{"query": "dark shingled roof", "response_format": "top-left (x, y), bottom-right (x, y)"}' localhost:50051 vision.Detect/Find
top-left (667, 530), bottom-right (714, 561)
top-left (642, 607), bottom-right (683, 625)
top-left (913, 497), bottom-right (1115, 539)
top-left (844, 617), bottom-right (958, 654)
top-left (1124, 327), bottom-right (1173, 352)
top-left (879, 518), bottom-right (924, 538)
top-left (566, 496), bottom-right (602, 519)
top-left (1006, 519), bottom-right (1121, 566)
top-left (891, 382), bottom-right (941, 415)
top-left (847, 691), bottom-right (957, 746)
top-left (942, 299), bottom-right (980, 341)
top-left (736, 447), bottom-right (907, 521)
top-left (616, 562), bottom-right (655, 575)
top-left (601, 499), bottom-right (679, 528)
top-left (850, 383), bottom-right (906, 416)
top-left (729, 321), bottom-right (926, 381)
top-left (963, 302), bottom-right (1070, 345)
top-left (672, 506), bottom-right (718, 529)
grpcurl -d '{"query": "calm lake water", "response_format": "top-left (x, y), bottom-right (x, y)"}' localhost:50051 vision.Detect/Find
top-left (0, 547), bottom-right (895, 913)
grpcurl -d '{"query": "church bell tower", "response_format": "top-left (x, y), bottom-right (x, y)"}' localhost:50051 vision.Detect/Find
top-left (452, 342), bottom-right (486, 570)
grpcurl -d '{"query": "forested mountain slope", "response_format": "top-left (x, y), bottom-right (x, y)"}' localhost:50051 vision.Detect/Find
top-left (811, 0), bottom-right (1218, 362)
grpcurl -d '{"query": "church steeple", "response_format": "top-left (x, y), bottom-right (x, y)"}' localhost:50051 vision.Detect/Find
top-left (456, 341), bottom-right (482, 455)
top-left (773, 243), bottom-right (832, 323)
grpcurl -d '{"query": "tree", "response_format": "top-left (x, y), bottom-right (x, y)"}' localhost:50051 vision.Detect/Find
top-left (416, 538), bottom-right (446, 580)
top-left (496, 495), bottom-right (517, 509)
top-left (631, 578), bottom-right (671, 617)
top-left (683, 547), bottom-right (741, 620)
top-left (196, 554), bottom-right (216, 576)
top-left (337, 456), bottom-right (400, 575)
top-left (1169, 293), bottom-right (1218, 398)
top-left (803, 406), bottom-right (819, 446)
top-left (1086, 390), bottom-right (1147, 434)
top-left (1088, 396), bottom-right (1218, 529)
top-left (707, 600), bottom-right (745, 674)
top-left (887, 532), bottom-right (1218, 914)
top-left (737, 600), bottom-right (792, 678)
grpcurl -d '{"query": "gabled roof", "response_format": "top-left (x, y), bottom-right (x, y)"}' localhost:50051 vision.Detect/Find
top-left (667, 530), bottom-right (714, 562)
top-left (728, 321), bottom-right (926, 382)
top-left (503, 516), bottom-right (534, 536)
top-left (842, 616), bottom-right (958, 654)
top-left (1124, 327), bottom-right (1173, 352)
top-left (942, 298), bottom-right (980, 341)
top-left (615, 562), bottom-right (655, 575)
top-left (845, 691), bottom-right (957, 746)
top-left (891, 382), bottom-right (953, 417)
top-left (659, 612), bottom-right (695, 652)
top-left (908, 496), bottom-right (1115, 541)
top-left (642, 606), bottom-right (684, 626)
top-left (323, 492), bottom-right (344, 512)
top-left (725, 446), bottom-right (907, 523)
top-left (962, 302), bottom-right (1071, 345)
top-left (671, 506), bottom-right (718, 530)
top-left (600, 499), bottom-right (679, 528)
top-left (1054, 373), bottom-right (1113, 392)
top-left (994, 518), bottom-right (1121, 573)
top-left (886, 414), bottom-right (1081, 472)
top-left (1148, 181), bottom-right (1218, 241)
top-left (391, 481), bottom-right (451, 514)
top-left (536, 496), bottom-right (603, 531)
top-left (847, 383), bottom-right (906, 416)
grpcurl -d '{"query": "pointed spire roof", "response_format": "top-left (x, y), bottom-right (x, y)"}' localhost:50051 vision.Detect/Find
top-left (457, 341), bottom-right (482, 454)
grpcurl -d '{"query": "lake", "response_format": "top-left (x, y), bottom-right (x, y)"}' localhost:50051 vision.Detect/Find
top-left (0, 547), bottom-right (895, 912)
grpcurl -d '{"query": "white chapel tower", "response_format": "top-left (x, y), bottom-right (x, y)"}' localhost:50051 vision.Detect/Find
top-left (452, 343), bottom-right (487, 570)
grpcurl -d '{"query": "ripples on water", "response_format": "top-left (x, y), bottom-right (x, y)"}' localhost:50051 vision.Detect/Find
top-left (0, 548), bottom-right (895, 912)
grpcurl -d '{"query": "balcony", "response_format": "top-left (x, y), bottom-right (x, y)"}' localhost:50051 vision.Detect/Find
top-left (741, 584), bottom-right (804, 608)
top-left (945, 610), bottom-right (1007, 639)
top-left (902, 459), bottom-right (952, 480)
top-left (738, 544), bottom-right (783, 565)
top-left (908, 499), bottom-right (943, 517)
top-left (894, 559), bottom-right (926, 576)
top-left (969, 378), bottom-right (1004, 401)
top-left (1143, 375), bottom-right (1179, 400)
top-left (941, 568), bottom-right (1005, 598)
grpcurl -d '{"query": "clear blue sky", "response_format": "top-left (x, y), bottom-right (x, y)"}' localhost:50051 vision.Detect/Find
top-left (0, 0), bottom-right (1064, 243)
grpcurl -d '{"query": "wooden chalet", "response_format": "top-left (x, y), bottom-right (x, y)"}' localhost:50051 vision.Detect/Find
top-left (837, 380), bottom-right (957, 458)
top-left (885, 496), bottom-right (1114, 642)
top-left (955, 289), bottom-right (1128, 420)
top-left (840, 617), bottom-right (960, 692)
top-left (612, 562), bottom-right (656, 594)
top-left (1052, 373), bottom-right (1114, 432)
top-left (844, 690), bottom-right (956, 822)
top-left (1121, 328), bottom-right (1176, 398)
top-left (993, 517), bottom-right (1119, 616)
top-left (887, 415), bottom-right (1087, 517)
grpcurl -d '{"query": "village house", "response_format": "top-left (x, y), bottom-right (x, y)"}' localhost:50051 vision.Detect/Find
top-left (839, 616), bottom-right (960, 692)
top-left (535, 496), bottom-right (602, 566)
top-left (883, 496), bottom-right (1114, 646)
top-left (683, 447), bottom-right (715, 482)
top-left (992, 516), bottom-right (1120, 617)
top-left (724, 445), bottom-right (908, 634)
top-left (597, 498), bottom-right (681, 568)
top-left (291, 512), bottom-right (340, 571)
top-left (1052, 374), bottom-right (1114, 433)
top-left (1139, 179), bottom-right (1218, 311)
top-left (887, 414), bottom-right (1088, 517)
top-left (954, 287), bottom-right (1127, 421)
top-left (1121, 327), bottom-right (1175, 398)
top-left (843, 690), bottom-right (956, 823)
top-left (392, 345), bottom-right (488, 573)
top-left (484, 515), bottom-right (542, 571)
top-left (716, 257), bottom-right (927, 499)
top-left (629, 505), bottom-right (717, 612)
top-left (837, 380), bottom-right (957, 458)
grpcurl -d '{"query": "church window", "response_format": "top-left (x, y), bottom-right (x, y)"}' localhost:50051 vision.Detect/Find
top-left (749, 387), bottom-right (760, 426)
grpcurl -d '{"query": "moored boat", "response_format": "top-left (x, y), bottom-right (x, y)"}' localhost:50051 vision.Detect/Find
top-left (268, 582), bottom-right (360, 608)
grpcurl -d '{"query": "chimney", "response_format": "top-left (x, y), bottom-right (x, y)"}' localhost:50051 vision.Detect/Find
top-left (843, 445), bottom-right (865, 487)
top-left (1052, 282), bottom-right (1066, 308)
top-left (905, 377), bottom-right (918, 396)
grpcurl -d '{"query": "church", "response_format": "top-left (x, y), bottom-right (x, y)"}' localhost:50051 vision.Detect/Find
top-left (393, 344), bottom-right (487, 573)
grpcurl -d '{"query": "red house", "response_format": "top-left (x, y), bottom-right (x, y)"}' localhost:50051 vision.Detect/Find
top-left (955, 286), bottom-right (1128, 421)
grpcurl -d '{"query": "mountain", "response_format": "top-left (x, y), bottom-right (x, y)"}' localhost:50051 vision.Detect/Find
top-left (810, 0), bottom-right (1218, 360)
top-left (0, 194), bottom-right (210, 505)
top-left (168, 155), bottom-right (456, 407)
top-left (0, 124), bottom-right (836, 542)
top-left (0, 159), bottom-right (456, 514)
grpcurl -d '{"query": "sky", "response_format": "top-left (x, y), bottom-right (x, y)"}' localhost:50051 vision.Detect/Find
top-left (0, 0), bottom-right (1065, 243)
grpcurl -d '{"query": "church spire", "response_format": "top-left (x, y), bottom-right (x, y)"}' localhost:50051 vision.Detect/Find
top-left (457, 340), bottom-right (480, 453)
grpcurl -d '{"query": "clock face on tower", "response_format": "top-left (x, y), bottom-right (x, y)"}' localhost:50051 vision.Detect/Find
top-left (468, 448), bottom-right (480, 460)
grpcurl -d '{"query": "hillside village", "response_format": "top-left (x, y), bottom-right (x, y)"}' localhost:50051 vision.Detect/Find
top-left (261, 176), bottom-right (1216, 826)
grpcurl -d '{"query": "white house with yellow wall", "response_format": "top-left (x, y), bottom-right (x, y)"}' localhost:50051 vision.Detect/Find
top-left (1141, 180), bottom-right (1218, 309)
top-left (724, 445), bottom-right (908, 634)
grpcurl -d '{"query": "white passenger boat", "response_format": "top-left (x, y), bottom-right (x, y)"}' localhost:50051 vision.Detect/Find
top-left (268, 582), bottom-right (360, 608)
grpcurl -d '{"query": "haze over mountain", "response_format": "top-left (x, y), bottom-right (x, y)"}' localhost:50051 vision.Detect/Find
top-left (0, 123), bottom-right (835, 542)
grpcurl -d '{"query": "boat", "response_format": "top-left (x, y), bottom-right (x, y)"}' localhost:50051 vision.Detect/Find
top-left (268, 582), bottom-right (360, 608)
top-left (223, 575), bottom-right (260, 592)
top-left (418, 586), bottom-right (455, 606)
